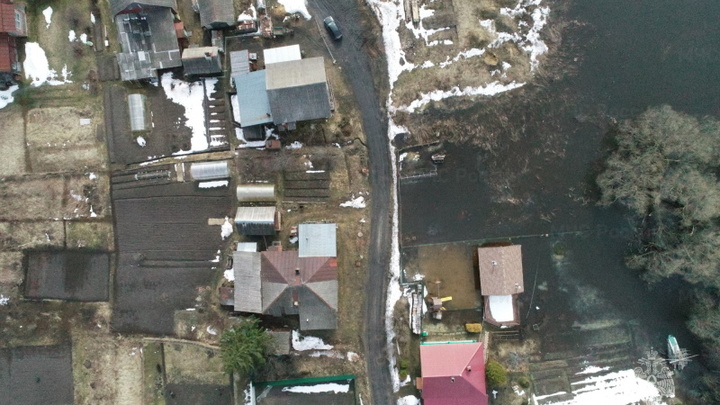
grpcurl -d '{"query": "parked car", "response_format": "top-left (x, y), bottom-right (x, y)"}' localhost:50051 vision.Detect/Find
top-left (323, 16), bottom-right (342, 40)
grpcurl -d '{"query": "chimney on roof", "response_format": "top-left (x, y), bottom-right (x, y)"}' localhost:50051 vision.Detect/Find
top-left (467, 366), bottom-right (472, 372)
top-left (450, 377), bottom-right (455, 383)
top-left (491, 260), bottom-right (498, 266)
top-left (204, 51), bottom-right (212, 61)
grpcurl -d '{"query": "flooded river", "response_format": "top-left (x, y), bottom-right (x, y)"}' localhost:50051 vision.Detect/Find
top-left (399, 0), bottom-right (720, 401)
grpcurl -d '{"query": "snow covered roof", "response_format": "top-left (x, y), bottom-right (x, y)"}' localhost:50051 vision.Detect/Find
top-left (485, 294), bottom-right (518, 326)
top-left (477, 245), bottom-right (524, 296)
top-left (298, 223), bottom-right (336, 258)
top-left (420, 342), bottom-right (488, 405)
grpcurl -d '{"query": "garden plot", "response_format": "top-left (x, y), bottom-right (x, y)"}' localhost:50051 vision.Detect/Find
top-left (26, 106), bottom-right (107, 173)
top-left (0, 109), bottom-right (26, 176)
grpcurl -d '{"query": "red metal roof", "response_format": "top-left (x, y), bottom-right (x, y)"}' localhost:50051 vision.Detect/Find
top-left (421, 342), bottom-right (489, 405)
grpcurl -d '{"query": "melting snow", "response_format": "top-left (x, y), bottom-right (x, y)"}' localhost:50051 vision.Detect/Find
top-left (0, 85), bottom-right (18, 110)
top-left (224, 268), bottom-right (235, 282)
top-left (24, 43), bottom-right (73, 86)
top-left (206, 326), bottom-right (218, 335)
top-left (0, 295), bottom-right (9, 306)
top-left (282, 383), bottom-right (349, 394)
top-left (538, 369), bottom-right (662, 404)
top-left (199, 180), bottom-right (229, 188)
top-left (397, 81), bottom-right (525, 113)
top-left (161, 73), bottom-right (214, 153)
top-left (291, 331), bottom-right (333, 351)
top-left (286, 141), bottom-right (303, 149)
top-left (340, 195), bottom-right (366, 209)
top-left (577, 366), bottom-right (611, 375)
top-left (136, 136), bottom-right (146, 147)
top-left (90, 13), bottom-right (96, 24)
top-left (238, 5), bottom-right (257, 21)
top-left (68, 30), bottom-right (76, 42)
top-left (221, 217), bottom-right (234, 239)
top-left (278, 0), bottom-right (311, 20)
top-left (397, 396), bottom-right (421, 405)
top-left (43, 7), bottom-right (53, 29)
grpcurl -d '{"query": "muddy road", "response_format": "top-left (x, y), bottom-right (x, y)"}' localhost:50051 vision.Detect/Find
top-left (306, 0), bottom-right (393, 404)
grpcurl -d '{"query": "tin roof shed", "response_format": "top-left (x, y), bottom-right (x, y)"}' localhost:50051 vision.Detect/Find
top-left (298, 223), bottom-right (336, 258)
top-left (182, 46), bottom-right (222, 76)
top-left (197, 0), bottom-right (235, 29)
top-left (190, 160), bottom-right (230, 180)
top-left (263, 44), bottom-right (301, 65)
top-left (232, 70), bottom-right (272, 127)
top-left (234, 206), bottom-right (277, 235)
top-left (230, 50), bottom-right (250, 76)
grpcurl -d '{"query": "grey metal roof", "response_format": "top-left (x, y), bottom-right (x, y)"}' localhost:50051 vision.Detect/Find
top-left (232, 70), bottom-right (273, 127)
top-left (237, 184), bottom-right (275, 202)
top-left (298, 223), bottom-right (337, 258)
top-left (110, 0), bottom-right (177, 16)
top-left (234, 206), bottom-right (276, 235)
top-left (127, 94), bottom-right (147, 131)
top-left (233, 251), bottom-right (262, 313)
top-left (115, 8), bottom-right (181, 81)
top-left (182, 46), bottom-right (222, 76)
top-left (298, 283), bottom-right (338, 330)
top-left (263, 45), bottom-right (301, 65)
top-left (197, 0), bottom-right (235, 29)
top-left (230, 50), bottom-right (250, 76)
top-left (266, 57), bottom-right (331, 125)
top-left (190, 160), bottom-right (230, 180)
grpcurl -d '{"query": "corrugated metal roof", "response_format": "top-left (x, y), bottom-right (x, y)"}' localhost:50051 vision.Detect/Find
top-left (115, 8), bottom-right (181, 81)
top-left (110, 0), bottom-right (177, 16)
top-left (420, 342), bottom-right (488, 405)
top-left (234, 206), bottom-right (276, 235)
top-left (265, 57), bottom-right (327, 89)
top-left (197, 0), bottom-right (235, 29)
top-left (263, 44), bottom-right (301, 65)
top-left (232, 70), bottom-right (273, 127)
top-left (236, 242), bottom-right (258, 252)
top-left (298, 223), bottom-right (336, 258)
top-left (190, 160), bottom-right (230, 180)
top-left (127, 93), bottom-right (147, 131)
top-left (182, 46), bottom-right (222, 76)
top-left (236, 184), bottom-right (275, 202)
top-left (477, 245), bottom-right (524, 295)
top-left (233, 251), bottom-right (262, 313)
top-left (230, 50), bottom-right (249, 76)
top-left (266, 57), bottom-right (331, 125)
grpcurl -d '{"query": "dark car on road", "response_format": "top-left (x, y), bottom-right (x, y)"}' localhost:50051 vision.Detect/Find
top-left (323, 16), bottom-right (342, 40)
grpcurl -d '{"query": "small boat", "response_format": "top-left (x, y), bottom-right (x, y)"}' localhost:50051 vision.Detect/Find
top-left (431, 153), bottom-right (446, 164)
top-left (667, 335), bottom-right (694, 370)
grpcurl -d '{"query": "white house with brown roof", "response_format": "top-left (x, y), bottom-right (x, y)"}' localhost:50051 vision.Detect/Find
top-left (477, 245), bottom-right (524, 327)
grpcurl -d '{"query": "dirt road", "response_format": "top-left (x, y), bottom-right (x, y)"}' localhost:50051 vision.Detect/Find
top-left (306, 1), bottom-right (393, 403)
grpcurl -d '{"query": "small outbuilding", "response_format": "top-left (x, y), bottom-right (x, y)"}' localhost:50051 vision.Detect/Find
top-left (230, 49), bottom-right (250, 76)
top-left (234, 206), bottom-right (279, 235)
top-left (232, 70), bottom-right (272, 127)
top-left (477, 245), bottom-right (524, 327)
top-left (298, 223), bottom-right (336, 258)
top-left (196, 0), bottom-right (235, 30)
top-left (190, 160), bottom-right (230, 180)
top-left (182, 46), bottom-right (222, 76)
top-left (263, 44), bottom-right (301, 65)
top-left (236, 184), bottom-right (275, 202)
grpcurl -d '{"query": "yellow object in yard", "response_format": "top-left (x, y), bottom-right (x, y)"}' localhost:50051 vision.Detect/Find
top-left (465, 323), bottom-right (483, 333)
top-left (441, 296), bottom-right (453, 302)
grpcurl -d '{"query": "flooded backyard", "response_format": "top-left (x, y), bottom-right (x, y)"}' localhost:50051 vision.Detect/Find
top-left (398, 0), bottom-right (720, 402)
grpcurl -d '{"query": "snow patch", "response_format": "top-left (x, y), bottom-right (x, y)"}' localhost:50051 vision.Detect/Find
top-left (206, 326), bottom-right (218, 335)
top-left (221, 217), bottom-right (234, 239)
top-left (577, 366), bottom-right (611, 375)
top-left (340, 195), bottom-right (366, 209)
top-left (161, 73), bottom-right (212, 153)
top-left (90, 13), bottom-right (96, 24)
top-left (538, 369), bottom-right (662, 404)
top-left (291, 330), bottom-right (333, 351)
top-left (397, 395), bottom-right (421, 405)
top-left (286, 141), bottom-right (303, 149)
top-left (238, 5), bottom-right (257, 21)
top-left (0, 85), bottom-right (18, 110)
top-left (136, 136), bottom-right (146, 147)
top-left (0, 295), bottom-right (9, 306)
top-left (397, 81), bottom-right (525, 113)
top-left (68, 30), bottom-right (76, 42)
top-left (278, 0), bottom-right (311, 20)
top-left (24, 43), bottom-right (73, 86)
top-left (282, 383), bottom-right (350, 394)
top-left (43, 7), bottom-right (53, 29)
top-left (199, 180), bottom-right (229, 188)
top-left (224, 268), bottom-right (235, 282)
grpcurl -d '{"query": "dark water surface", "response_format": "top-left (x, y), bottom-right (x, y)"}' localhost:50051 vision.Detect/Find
top-left (399, 0), bottom-right (720, 398)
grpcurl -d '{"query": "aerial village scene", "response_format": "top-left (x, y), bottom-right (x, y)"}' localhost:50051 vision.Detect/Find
top-left (1, 0), bottom-right (720, 404)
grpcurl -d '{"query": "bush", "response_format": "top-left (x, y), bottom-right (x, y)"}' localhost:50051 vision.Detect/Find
top-left (517, 376), bottom-right (531, 389)
top-left (486, 360), bottom-right (508, 387)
